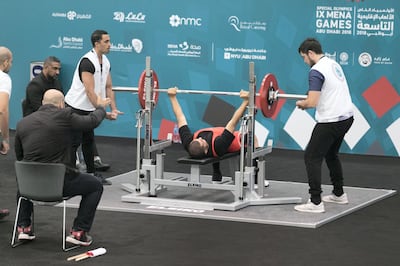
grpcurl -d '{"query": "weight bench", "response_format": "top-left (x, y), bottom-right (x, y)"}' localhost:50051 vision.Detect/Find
top-left (177, 152), bottom-right (240, 184)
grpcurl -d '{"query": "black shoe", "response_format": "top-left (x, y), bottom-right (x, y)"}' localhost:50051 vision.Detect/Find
top-left (211, 171), bottom-right (222, 182)
top-left (94, 158), bottom-right (110, 171)
top-left (0, 209), bottom-right (9, 220)
top-left (92, 172), bottom-right (112, 186)
top-left (66, 230), bottom-right (93, 246)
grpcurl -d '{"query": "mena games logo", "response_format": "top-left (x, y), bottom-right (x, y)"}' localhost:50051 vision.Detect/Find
top-left (169, 15), bottom-right (202, 27)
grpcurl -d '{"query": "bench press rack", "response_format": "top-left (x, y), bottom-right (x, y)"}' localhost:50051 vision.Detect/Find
top-left (120, 57), bottom-right (301, 211)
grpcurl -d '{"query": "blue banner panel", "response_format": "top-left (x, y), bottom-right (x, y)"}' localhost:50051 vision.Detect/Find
top-left (1, 0), bottom-right (399, 156)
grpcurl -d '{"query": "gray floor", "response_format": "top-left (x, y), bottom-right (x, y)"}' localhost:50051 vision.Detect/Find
top-left (66, 171), bottom-right (396, 228)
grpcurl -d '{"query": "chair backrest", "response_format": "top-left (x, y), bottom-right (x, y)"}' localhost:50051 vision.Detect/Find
top-left (15, 161), bottom-right (66, 202)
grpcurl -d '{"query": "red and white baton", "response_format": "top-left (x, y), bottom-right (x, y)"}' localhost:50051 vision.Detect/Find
top-left (67, 247), bottom-right (107, 261)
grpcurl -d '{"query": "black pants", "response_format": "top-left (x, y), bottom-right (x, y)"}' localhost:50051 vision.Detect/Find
top-left (304, 117), bottom-right (354, 204)
top-left (68, 106), bottom-right (96, 173)
top-left (17, 172), bottom-right (103, 232)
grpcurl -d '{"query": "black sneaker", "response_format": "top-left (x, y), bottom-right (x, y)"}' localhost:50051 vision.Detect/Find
top-left (211, 171), bottom-right (222, 183)
top-left (92, 172), bottom-right (112, 186)
top-left (66, 230), bottom-right (93, 246)
top-left (94, 158), bottom-right (110, 172)
top-left (0, 208), bottom-right (10, 220)
top-left (18, 225), bottom-right (35, 240)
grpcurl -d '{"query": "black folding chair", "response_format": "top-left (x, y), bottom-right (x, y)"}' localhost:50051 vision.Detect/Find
top-left (11, 161), bottom-right (78, 251)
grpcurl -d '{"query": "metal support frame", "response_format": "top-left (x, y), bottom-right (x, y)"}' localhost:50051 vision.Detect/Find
top-left (121, 59), bottom-right (301, 211)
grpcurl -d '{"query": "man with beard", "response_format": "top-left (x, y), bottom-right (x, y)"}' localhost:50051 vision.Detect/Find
top-left (294, 38), bottom-right (354, 213)
top-left (23, 56), bottom-right (62, 116)
top-left (23, 56), bottom-right (111, 173)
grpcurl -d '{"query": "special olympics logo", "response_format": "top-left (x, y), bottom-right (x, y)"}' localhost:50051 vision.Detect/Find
top-left (169, 15), bottom-right (181, 27)
top-left (332, 64), bottom-right (344, 81)
top-left (358, 52), bottom-right (372, 67)
top-left (228, 16), bottom-right (241, 31)
top-left (66, 11), bottom-right (77, 20)
top-left (339, 52), bottom-right (349, 62)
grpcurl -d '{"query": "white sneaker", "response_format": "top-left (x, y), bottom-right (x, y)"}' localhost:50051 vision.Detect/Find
top-left (294, 200), bottom-right (325, 213)
top-left (322, 193), bottom-right (348, 204)
top-left (254, 180), bottom-right (270, 189)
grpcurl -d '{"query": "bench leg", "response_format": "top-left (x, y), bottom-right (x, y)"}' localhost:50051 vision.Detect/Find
top-left (189, 165), bottom-right (201, 184)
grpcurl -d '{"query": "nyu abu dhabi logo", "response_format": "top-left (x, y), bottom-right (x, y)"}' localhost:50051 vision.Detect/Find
top-left (169, 15), bottom-right (202, 27)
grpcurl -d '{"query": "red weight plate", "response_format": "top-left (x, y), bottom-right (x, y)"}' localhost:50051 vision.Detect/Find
top-left (259, 73), bottom-right (279, 118)
top-left (138, 70), bottom-right (159, 109)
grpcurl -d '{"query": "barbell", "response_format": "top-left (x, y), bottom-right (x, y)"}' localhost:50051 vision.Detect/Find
top-left (113, 70), bottom-right (307, 118)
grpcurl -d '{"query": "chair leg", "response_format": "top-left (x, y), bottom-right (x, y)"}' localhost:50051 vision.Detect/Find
top-left (11, 197), bottom-right (22, 247)
top-left (31, 202), bottom-right (35, 233)
top-left (11, 197), bottom-right (35, 248)
top-left (63, 200), bottom-right (66, 251)
top-left (63, 200), bottom-right (80, 252)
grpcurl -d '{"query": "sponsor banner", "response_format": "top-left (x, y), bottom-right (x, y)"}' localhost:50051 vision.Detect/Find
top-left (228, 15), bottom-right (267, 32)
top-left (49, 36), bottom-right (84, 50)
top-left (315, 5), bottom-right (395, 37)
top-left (2, 0), bottom-right (398, 157)
top-left (113, 11), bottom-right (146, 23)
top-left (223, 47), bottom-right (267, 61)
top-left (167, 41), bottom-right (201, 58)
top-left (51, 11), bottom-right (92, 20)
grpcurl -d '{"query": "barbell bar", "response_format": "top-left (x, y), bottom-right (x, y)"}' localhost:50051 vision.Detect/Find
top-left (114, 86), bottom-right (306, 100)
top-left (113, 70), bottom-right (307, 118)
top-left (114, 87), bottom-right (254, 96)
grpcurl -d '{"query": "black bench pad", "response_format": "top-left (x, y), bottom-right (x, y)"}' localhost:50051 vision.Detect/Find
top-left (177, 152), bottom-right (240, 165)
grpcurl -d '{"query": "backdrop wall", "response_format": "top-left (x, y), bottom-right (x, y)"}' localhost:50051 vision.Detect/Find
top-left (1, 0), bottom-right (399, 157)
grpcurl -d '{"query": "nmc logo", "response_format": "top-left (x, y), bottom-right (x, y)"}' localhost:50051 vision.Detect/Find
top-left (169, 15), bottom-right (202, 27)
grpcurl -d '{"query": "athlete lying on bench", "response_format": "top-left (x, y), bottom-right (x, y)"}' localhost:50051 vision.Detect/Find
top-left (168, 87), bottom-right (257, 182)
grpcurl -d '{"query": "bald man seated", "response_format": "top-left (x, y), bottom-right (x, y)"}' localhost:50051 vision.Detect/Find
top-left (14, 89), bottom-right (110, 246)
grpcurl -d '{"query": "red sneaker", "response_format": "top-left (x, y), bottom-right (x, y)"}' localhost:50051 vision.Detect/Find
top-left (66, 230), bottom-right (93, 246)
